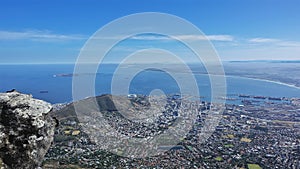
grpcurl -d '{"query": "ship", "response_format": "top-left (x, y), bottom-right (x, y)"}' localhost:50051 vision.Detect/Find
top-left (268, 97), bottom-right (282, 101)
top-left (239, 94), bottom-right (251, 98)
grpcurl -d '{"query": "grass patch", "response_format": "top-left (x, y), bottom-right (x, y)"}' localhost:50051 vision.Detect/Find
top-left (247, 164), bottom-right (262, 169)
top-left (214, 156), bottom-right (223, 161)
top-left (224, 144), bottom-right (234, 148)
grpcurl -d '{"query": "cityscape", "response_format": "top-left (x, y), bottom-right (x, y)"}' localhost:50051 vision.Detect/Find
top-left (43, 94), bottom-right (300, 168)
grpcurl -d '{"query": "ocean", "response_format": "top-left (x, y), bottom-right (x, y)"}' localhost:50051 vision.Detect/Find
top-left (0, 64), bottom-right (299, 104)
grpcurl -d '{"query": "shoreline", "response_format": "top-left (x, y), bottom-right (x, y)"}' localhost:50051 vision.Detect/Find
top-left (177, 71), bottom-right (300, 90)
top-left (224, 75), bottom-right (300, 90)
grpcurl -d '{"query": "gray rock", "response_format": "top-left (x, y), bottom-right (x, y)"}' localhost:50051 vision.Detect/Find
top-left (0, 91), bottom-right (55, 169)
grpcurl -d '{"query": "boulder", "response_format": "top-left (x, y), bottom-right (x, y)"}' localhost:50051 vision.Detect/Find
top-left (0, 91), bottom-right (55, 169)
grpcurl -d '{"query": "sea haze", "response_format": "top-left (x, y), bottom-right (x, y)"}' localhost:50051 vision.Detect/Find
top-left (0, 63), bottom-right (299, 104)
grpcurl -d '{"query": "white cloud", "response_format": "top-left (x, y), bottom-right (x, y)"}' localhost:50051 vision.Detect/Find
top-left (130, 35), bottom-right (167, 40)
top-left (206, 35), bottom-right (234, 41)
top-left (131, 34), bottom-right (234, 42)
top-left (0, 30), bottom-right (86, 41)
top-left (248, 37), bottom-right (300, 47)
top-left (0, 31), bottom-right (233, 42)
top-left (249, 38), bottom-right (279, 43)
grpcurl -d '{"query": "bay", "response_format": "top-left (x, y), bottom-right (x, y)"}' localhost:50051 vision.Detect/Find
top-left (0, 64), bottom-right (299, 104)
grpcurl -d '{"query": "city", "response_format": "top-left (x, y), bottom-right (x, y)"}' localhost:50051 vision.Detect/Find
top-left (43, 94), bottom-right (300, 168)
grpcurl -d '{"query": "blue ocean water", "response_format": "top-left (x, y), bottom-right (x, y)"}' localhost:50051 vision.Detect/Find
top-left (0, 64), bottom-right (299, 104)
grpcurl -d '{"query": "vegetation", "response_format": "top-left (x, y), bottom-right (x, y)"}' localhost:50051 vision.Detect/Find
top-left (247, 164), bottom-right (262, 169)
top-left (54, 94), bottom-right (118, 120)
top-left (214, 156), bottom-right (223, 161)
top-left (224, 144), bottom-right (234, 148)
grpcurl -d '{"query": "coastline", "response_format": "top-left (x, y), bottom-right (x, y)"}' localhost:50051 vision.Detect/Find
top-left (178, 71), bottom-right (300, 90)
top-left (225, 75), bottom-right (300, 90)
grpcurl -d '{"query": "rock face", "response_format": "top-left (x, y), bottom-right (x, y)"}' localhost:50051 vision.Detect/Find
top-left (0, 91), bottom-right (55, 169)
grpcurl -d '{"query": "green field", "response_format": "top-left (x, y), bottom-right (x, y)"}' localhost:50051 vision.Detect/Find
top-left (247, 164), bottom-right (262, 169)
top-left (214, 156), bottom-right (223, 161)
top-left (224, 144), bottom-right (234, 148)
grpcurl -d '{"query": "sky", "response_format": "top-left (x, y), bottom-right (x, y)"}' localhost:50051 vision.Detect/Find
top-left (0, 0), bottom-right (300, 64)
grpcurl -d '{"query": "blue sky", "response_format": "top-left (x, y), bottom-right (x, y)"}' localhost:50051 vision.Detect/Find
top-left (0, 0), bottom-right (300, 64)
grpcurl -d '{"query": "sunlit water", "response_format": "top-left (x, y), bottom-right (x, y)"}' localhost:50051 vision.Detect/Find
top-left (0, 64), bottom-right (299, 104)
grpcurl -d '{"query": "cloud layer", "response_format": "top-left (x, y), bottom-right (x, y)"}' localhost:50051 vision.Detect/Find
top-left (1, 29), bottom-right (300, 62)
top-left (0, 30), bottom-right (86, 41)
top-left (130, 34), bottom-right (234, 41)
top-left (249, 37), bottom-right (300, 47)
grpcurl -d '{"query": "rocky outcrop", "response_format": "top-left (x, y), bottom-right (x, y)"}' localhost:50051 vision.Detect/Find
top-left (0, 91), bottom-right (55, 169)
